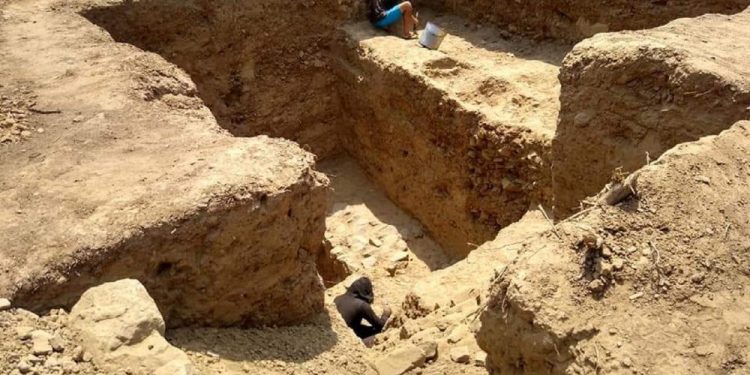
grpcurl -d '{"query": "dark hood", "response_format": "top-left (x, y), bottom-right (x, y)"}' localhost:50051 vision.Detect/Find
top-left (346, 277), bottom-right (374, 303)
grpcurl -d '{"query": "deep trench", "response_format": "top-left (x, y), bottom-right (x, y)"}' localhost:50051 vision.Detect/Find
top-left (81, 1), bottom-right (462, 286)
top-left (72, 1), bottom-right (750, 373)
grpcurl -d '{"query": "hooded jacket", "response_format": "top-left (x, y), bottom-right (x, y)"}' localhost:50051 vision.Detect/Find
top-left (334, 277), bottom-right (390, 338)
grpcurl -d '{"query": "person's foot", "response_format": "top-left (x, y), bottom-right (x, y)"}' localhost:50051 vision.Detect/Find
top-left (402, 31), bottom-right (418, 39)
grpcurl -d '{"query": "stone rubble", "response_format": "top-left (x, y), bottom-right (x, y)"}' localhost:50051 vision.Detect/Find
top-left (69, 279), bottom-right (195, 375)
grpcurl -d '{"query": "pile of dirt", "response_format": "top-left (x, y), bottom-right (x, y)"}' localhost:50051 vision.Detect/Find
top-left (553, 9), bottom-right (750, 217)
top-left (0, 306), bottom-right (99, 375)
top-left (478, 121), bottom-right (750, 374)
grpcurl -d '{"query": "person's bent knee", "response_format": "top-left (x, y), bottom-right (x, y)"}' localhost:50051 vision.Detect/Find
top-left (399, 1), bottom-right (412, 13)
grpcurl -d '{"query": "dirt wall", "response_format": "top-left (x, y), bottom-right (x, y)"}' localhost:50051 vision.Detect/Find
top-left (478, 121), bottom-right (750, 374)
top-left (552, 10), bottom-right (750, 217)
top-left (83, 0), bottom-right (360, 158)
top-left (0, 0), bottom-right (335, 328)
top-left (8, 137), bottom-right (330, 328)
top-left (418, 0), bottom-right (750, 41)
top-left (333, 28), bottom-right (552, 257)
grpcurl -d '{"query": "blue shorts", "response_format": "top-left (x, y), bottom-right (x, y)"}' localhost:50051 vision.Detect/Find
top-left (374, 5), bottom-right (403, 29)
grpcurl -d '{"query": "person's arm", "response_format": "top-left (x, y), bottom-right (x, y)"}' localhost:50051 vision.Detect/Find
top-left (360, 302), bottom-right (391, 333)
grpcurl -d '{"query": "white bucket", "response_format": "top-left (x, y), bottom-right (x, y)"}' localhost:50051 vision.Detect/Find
top-left (419, 22), bottom-right (447, 50)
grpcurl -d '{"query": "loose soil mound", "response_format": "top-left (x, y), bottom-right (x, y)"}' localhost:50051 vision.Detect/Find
top-left (478, 121), bottom-right (750, 374)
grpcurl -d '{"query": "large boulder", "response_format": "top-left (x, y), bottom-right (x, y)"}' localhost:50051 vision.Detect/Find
top-left (70, 279), bottom-right (194, 375)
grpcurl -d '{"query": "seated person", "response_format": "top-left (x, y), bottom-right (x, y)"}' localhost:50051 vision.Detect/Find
top-left (334, 277), bottom-right (392, 347)
top-left (366, 0), bottom-right (419, 39)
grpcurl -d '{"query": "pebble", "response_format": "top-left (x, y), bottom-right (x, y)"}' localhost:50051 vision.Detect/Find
top-left (389, 251), bottom-right (410, 263)
top-left (588, 279), bottom-right (605, 293)
top-left (0, 297), bottom-right (11, 311)
top-left (30, 330), bottom-right (53, 355)
top-left (16, 360), bottom-right (31, 374)
top-left (49, 334), bottom-right (65, 352)
top-left (612, 258), bottom-right (625, 271)
top-left (473, 351), bottom-right (487, 367)
top-left (449, 346), bottom-right (471, 364)
top-left (16, 325), bottom-right (34, 340)
top-left (447, 325), bottom-right (469, 344)
top-left (71, 346), bottom-right (85, 362)
top-left (629, 292), bottom-right (644, 300)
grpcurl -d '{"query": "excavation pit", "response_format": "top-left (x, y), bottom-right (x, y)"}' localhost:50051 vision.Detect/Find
top-left (82, 2), bottom-right (572, 260)
top-left (3, 0), bottom-right (750, 374)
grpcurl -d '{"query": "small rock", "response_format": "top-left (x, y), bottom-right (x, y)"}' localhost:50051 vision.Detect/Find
top-left (410, 327), bottom-right (441, 344)
top-left (16, 360), bottom-right (32, 374)
top-left (362, 257), bottom-right (377, 269)
top-left (71, 346), bottom-right (85, 362)
top-left (612, 258), bottom-right (625, 271)
top-left (473, 351), bottom-right (487, 367)
top-left (580, 232), bottom-right (602, 250)
top-left (0, 298), bottom-right (11, 311)
top-left (588, 279), bottom-right (605, 293)
top-left (372, 343), bottom-right (426, 375)
top-left (447, 325), bottom-right (469, 344)
top-left (449, 346), bottom-right (471, 364)
top-left (49, 335), bottom-right (65, 352)
top-left (30, 330), bottom-right (53, 355)
top-left (26, 355), bottom-right (44, 365)
top-left (44, 356), bottom-right (61, 368)
top-left (621, 357), bottom-right (633, 368)
top-left (417, 341), bottom-right (438, 361)
top-left (691, 272), bottom-right (705, 284)
top-left (16, 326), bottom-right (34, 340)
top-left (694, 175), bottom-right (711, 185)
top-left (389, 251), bottom-right (409, 263)
top-left (601, 246), bottom-right (612, 258)
top-left (61, 358), bottom-right (78, 373)
top-left (369, 238), bottom-right (383, 247)
top-left (629, 292), bottom-right (644, 300)
top-left (20, 130), bottom-right (32, 138)
top-left (598, 260), bottom-right (613, 277)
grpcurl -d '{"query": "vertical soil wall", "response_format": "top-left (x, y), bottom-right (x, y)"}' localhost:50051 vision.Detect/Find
top-left (83, 0), bottom-right (359, 158)
top-left (552, 10), bottom-right (750, 217)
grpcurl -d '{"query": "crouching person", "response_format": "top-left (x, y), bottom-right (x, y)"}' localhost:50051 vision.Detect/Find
top-left (334, 277), bottom-right (392, 347)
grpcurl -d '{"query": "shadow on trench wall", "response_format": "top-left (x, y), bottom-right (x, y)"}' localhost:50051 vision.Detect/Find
top-left (81, 0), bottom-right (357, 158)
